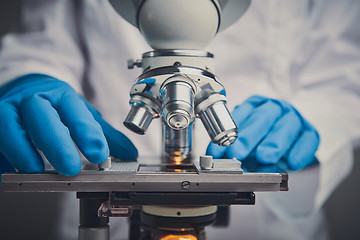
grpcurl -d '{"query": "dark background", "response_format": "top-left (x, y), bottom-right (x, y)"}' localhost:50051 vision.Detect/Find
top-left (0, 1), bottom-right (359, 239)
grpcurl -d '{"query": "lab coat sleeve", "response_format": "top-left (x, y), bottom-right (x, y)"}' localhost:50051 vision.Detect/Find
top-left (291, 0), bottom-right (360, 209)
top-left (270, 0), bottom-right (360, 217)
top-left (0, 0), bottom-right (84, 93)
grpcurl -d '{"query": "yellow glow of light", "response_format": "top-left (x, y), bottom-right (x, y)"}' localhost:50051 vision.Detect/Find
top-left (171, 151), bottom-right (184, 165)
top-left (173, 157), bottom-right (183, 165)
top-left (161, 235), bottom-right (197, 240)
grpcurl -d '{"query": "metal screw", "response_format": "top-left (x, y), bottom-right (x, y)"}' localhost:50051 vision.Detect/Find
top-left (127, 59), bottom-right (142, 69)
top-left (181, 181), bottom-right (190, 189)
top-left (173, 61), bottom-right (182, 67)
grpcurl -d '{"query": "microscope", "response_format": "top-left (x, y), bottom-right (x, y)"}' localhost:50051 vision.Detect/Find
top-left (119, 0), bottom-right (249, 164)
top-left (114, 0), bottom-right (268, 239)
top-left (0, 1), bottom-right (288, 239)
top-left (118, 1), bottom-right (248, 237)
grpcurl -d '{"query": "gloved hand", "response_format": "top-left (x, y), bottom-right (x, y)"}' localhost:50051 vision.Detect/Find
top-left (206, 95), bottom-right (320, 170)
top-left (0, 74), bottom-right (138, 176)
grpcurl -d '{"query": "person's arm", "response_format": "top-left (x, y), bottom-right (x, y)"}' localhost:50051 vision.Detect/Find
top-left (206, 0), bottom-right (360, 212)
top-left (286, 0), bottom-right (360, 209)
top-left (258, 1), bottom-right (360, 227)
top-left (0, 0), bottom-right (84, 91)
top-left (0, 0), bottom-right (138, 176)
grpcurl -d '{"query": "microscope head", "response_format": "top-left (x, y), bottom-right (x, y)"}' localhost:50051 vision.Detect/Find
top-left (109, 0), bottom-right (251, 49)
top-left (109, 0), bottom-right (251, 161)
top-left (136, 0), bottom-right (220, 50)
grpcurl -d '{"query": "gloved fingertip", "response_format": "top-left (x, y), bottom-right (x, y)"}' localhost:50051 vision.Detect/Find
top-left (287, 156), bottom-right (304, 171)
top-left (86, 150), bottom-right (110, 164)
top-left (58, 163), bottom-right (81, 177)
top-left (224, 140), bottom-right (248, 160)
top-left (206, 143), bottom-right (226, 159)
top-left (123, 146), bottom-right (138, 160)
top-left (109, 139), bottom-right (138, 161)
top-left (287, 129), bottom-right (319, 171)
top-left (129, 144), bottom-right (139, 159)
top-left (82, 139), bottom-right (110, 164)
top-left (256, 146), bottom-right (279, 164)
top-left (48, 150), bottom-right (82, 176)
top-left (287, 155), bottom-right (317, 171)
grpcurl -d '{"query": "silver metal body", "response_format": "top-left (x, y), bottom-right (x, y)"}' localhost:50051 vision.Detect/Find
top-left (109, 0), bottom-right (251, 49)
top-left (124, 50), bottom-right (238, 161)
top-left (120, 0), bottom-right (251, 164)
top-left (0, 156), bottom-right (287, 240)
top-left (0, 157), bottom-right (287, 193)
top-left (163, 122), bottom-right (193, 162)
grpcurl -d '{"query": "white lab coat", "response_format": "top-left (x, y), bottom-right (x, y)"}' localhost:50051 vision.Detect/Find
top-left (0, 0), bottom-right (359, 239)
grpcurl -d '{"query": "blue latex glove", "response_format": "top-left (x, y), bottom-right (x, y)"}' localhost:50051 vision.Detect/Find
top-left (0, 74), bottom-right (138, 176)
top-left (206, 95), bottom-right (320, 170)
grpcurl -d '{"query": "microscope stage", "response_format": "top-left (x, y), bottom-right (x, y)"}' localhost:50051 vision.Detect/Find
top-left (0, 158), bottom-right (288, 194)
